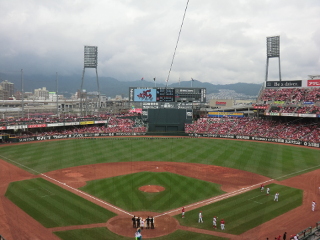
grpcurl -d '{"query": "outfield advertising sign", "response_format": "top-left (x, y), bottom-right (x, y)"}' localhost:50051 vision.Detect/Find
top-left (208, 112), bottom-right (244, 118)
top-left (47, 123), bottom-right (64, 127)
top-left (307, 79), bottom-right (320, 87)
top-left (13, 132), bottom-right (146, 143)
top-left (64, 122), bottom-right (79, 126)
top-left (28, 124), bottom-right (47, 128)
top-left (80, 121), bottom-right (94, 125)
top-left (95, 120), bottom-right (107, 124)
top-left (266, 80), bottom-right (302, 88)
top-left (281, 113), bottom-right (299, 117)
top-left (7, 125), bottom-right (28, 130)
top-left (188, 133), bottom-right (320, 148)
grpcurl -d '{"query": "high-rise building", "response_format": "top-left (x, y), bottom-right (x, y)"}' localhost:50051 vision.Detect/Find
top-left (0, 80), bottom-right (14, 100)
top-left (34, 87), bottom-right (49, 100)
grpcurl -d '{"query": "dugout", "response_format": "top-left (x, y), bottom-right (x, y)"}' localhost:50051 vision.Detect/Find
top-left (144, 108), bottom-right (192, 133)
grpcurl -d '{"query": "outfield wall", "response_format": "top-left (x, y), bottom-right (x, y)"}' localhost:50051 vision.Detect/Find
top-left (4, 132), bottom-right (320, 148)
top-left (188, 133), bottom-right (320, 148)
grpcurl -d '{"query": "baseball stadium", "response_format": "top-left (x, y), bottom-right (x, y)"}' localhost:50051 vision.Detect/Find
top-left (1, 78), bottom-right (320, 240)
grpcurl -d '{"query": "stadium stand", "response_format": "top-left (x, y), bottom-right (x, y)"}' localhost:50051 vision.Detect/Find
top-left (185, 117), bottom-right (320, 144)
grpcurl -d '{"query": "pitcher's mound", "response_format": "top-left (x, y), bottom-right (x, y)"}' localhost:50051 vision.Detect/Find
top-left (139, 185), bottom-right (165, 193)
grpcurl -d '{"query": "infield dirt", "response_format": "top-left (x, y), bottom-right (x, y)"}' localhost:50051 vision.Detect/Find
top-left (1, 147), bottom-right (320, 239)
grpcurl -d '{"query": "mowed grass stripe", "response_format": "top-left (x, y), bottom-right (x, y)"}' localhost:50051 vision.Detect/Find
top-left (1, 138), bottom-right (319, 179)
top-left (80, 172), bottom-right (225, 212)
top-left (5, 178), bottom-right (116, 227)
top-left (177, 183), bottom-right (303, 235)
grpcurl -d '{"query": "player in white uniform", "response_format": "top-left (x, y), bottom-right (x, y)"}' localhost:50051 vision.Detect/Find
top-left (220, 219), bottom-right (225, 230)
top-left (312, 201), bottom-right (316, 211)
top-left (266, 187), bottom-right (270, 195)
top-left (198, 211), bottom-right (203, 223)
top-left (274, 192), bottom-right (279, 201)
top-left (213, 216), bottom-right (217, 228)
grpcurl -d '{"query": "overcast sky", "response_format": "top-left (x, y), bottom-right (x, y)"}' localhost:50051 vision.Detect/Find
top-left (1, 0), bottom-right (319, 85)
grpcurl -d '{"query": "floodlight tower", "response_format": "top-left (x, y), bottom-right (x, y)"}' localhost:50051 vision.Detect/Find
top-left (80, 46), bottom-right (100, 116)
top-left (265, 36), bottom-right (282, 82)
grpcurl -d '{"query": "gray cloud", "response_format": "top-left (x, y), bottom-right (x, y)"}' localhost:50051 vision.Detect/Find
top-left (1, 0), bottom-right (319, 84)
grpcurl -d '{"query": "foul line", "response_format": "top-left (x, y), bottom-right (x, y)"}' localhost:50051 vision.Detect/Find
top-left (275, 164), bottom-right (320, 180)
top-left (0, 155), bottom-right (132, 216)
top-left (2, 154), bottom-right (320, 219)
top-left (155, 178), bottom-right (273, 218)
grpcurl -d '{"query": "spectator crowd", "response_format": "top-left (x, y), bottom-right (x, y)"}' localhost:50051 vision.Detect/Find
top-left (185, 117), bottom-right (320, 143)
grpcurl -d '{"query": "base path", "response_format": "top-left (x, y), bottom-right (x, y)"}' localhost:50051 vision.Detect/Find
top-left (0, 159), bottom-right (319, 239)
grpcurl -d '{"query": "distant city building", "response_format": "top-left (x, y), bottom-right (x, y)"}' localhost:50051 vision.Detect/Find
top-left (34, 87), bottom-right (49, 100)
top-left (115, 95), bottom-right (123, 100)
top-left (0, 80), bottom-right (14, 100)
top-left (0, 85), bottom-right (6, 100)
top-left (209, 99), bottom-right (234, 108)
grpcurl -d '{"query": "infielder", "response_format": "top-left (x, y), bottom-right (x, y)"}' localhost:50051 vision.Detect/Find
top-left (198, 211), bottom-right (203, 223)
top-left (266, 187), bottom-right (270, 195)
top-left (220, 219), bottom-right (225, 230)
top-left (182, 207), bottom-right (185, 218)
top-left (213, 216), bottom-right (218, 228)
top-left (260, 184), bottom-right (264, 192)
top-left (274, 192), bottom-right (279, 201)
top-left (312, 201), bottom-right (316, 211)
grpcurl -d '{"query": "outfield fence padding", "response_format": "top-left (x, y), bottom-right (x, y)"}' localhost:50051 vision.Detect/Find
top-left (7, 132), bottom-right (320, 149)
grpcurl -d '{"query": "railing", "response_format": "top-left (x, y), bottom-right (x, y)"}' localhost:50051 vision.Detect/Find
top-left (297, 227), bottom-right (312, 239)
top-left (296, 222), bottom-right (320, 240)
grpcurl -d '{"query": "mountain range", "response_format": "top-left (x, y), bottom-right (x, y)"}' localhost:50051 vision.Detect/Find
top-left (1, 73), bottom-right (262, 98)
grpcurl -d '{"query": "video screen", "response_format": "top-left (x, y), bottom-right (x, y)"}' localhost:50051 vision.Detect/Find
top-left (133, 89), bottom-right (157, 102)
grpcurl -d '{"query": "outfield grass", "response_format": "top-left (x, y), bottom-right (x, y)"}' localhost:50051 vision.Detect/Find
top-left (54, 228), bottom-right (228, 240)
top-left (0, 138), bottom-right (319, 179)
top-left (175, 183), bottom-right (303, 235)
top-left (5, 178), bottom-right (116, 228)
top-left (79, 172), bottom-right (225, 212)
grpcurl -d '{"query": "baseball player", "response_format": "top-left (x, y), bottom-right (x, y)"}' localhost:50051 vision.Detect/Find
top-left (213, 216), bottom-right (218, 228)
top-left (140, 218), bottom-right (145, 229)
top-left (198, 211), bottom-right (203, 223)
top-left (135, 230), bottom-right (142, 240)
top-left (312, 201), bottom-right (316, 211)
top-left (266, 187), bottom-right (270, 195)
top-left (260, 184), bottom-right (264, 192)
top-left (220, 219), bottom-right (225, 230)
top-left (182, 207), bottom-right (185, 218)
top-left (274, 192), bottom-right (279, 201)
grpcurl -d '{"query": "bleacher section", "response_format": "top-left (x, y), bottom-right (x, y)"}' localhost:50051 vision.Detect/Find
top-left (185, 117), bottom-right (320, 144)
top-left (253, 79), bottom-right (320, 117)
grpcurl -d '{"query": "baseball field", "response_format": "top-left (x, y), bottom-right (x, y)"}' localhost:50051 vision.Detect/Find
top-left (0, 137), bottom-right (319, 239)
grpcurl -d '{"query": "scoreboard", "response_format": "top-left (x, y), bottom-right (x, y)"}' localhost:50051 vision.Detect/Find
top-left (129, 87), bottom-right (206, 103)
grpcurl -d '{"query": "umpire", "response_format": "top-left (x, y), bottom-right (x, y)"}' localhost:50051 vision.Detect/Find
top-left (132, 215), bottom-right (136, 228)
top-left (146, 216), bottom-right (150, 229)
top-left (150, 216), bottom-right (154, 229)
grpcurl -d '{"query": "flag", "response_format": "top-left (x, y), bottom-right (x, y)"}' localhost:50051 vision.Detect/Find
top-left (141, 77), bottom-right (144, 81)
top-left (153, 77), bottom-right (156, 81)
top-left (191, 78), bottom-right (194, 81)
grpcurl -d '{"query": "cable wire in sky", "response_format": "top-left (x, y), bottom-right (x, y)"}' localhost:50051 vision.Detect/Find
top-left (166, 0), bottom-right (190, 87)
